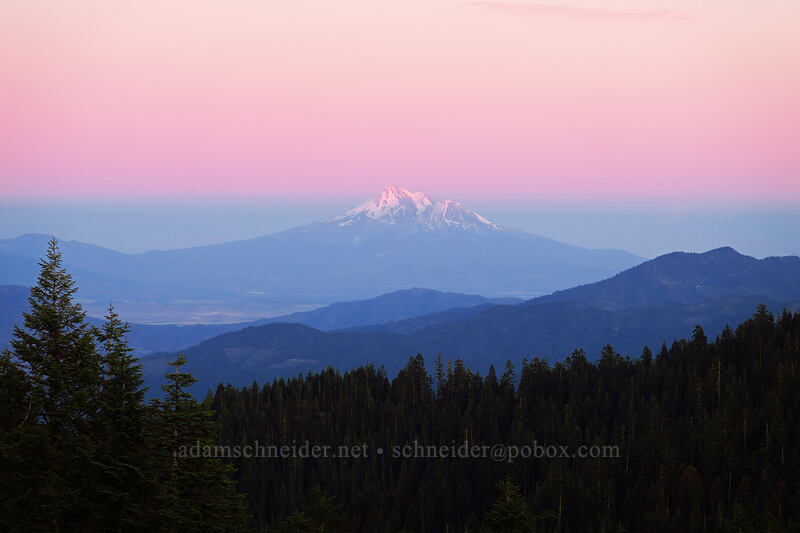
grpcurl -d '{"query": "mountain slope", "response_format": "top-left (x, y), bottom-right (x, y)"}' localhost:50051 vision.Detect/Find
top-left (255, 288), bottom-right (520, 330)
top-left (131, 187), bottom-right (642, 315)
top-left (0, 285), bottom-right (30, 347)
top-left (0, 187), bottom-right (642, 322)
top-left (142, 323), bottom-right (417, 393)
top-left (143, 296), bottom-right (790, 394)
top-left (532, 247), bottom-right (800, 311)
top-left (0, 285), bottom-right (518, 354)
top-left (140, 247), bottom-right (800, 393)
top-left (352, 247), bottom-right (800, 335)
top-left (345, 303), bottom-right (501, 334)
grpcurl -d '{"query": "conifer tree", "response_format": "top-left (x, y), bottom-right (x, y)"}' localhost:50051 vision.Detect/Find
top-left (92, 304), bottom-right (153, 529)
top-left (640, 345), bottom-right (653, 363)
top-left (98, 304), bottom-right (146, 427)
top-left (691, 324), bottom-right (708, 348)
top-left (12, 238), bottom-right (100, 425)
top-left (482, 477), bottom-right (535, 533)
top-left (2, 237), bottom-right (101, 529)
top-left (501, 359), bottom-right (516, 390)
top-left (152, 354), bottom-right (249, 531)
top-left (435, 353), bottom-right (446, 397)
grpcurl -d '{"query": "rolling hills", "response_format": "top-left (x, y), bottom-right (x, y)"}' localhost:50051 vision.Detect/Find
top-left (141, 247), bottom-right (800, 393)
top-left (0, 286), bottom-right (518, 355)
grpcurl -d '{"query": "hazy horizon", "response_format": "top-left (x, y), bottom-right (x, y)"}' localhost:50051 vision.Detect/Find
top-left (1, 195), bottom-right (798, 259)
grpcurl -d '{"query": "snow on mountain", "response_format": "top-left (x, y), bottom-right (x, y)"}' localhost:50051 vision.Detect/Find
top-left (326, 186), bottom-right (503, 234)
top-left (0, 186), bottom-right (646, 323)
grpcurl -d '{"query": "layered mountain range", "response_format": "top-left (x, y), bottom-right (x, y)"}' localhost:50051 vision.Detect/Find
top-left (0, 187), bottom-right (641, 323)
top-left (0, 286), bottom-right (518, 355)
top-left (3, 243), bottom-right (799, 395)
top-left (5, 187), bottom-right (796, 396)
top-left (137, 247), bottom-right (800, 393)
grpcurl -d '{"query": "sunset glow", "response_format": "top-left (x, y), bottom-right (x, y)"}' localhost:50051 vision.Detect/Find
top-left (2, 0), bottom-right (799, 202)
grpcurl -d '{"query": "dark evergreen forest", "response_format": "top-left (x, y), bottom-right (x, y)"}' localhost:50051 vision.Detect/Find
top-left (215, 305), bottom-right (800, 532)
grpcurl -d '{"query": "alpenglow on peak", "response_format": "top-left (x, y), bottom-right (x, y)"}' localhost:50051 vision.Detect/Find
top-left (327, 186), bottom-right (503, 234)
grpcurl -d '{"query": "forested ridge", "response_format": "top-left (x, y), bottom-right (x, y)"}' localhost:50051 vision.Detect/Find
top-left (215, 307), bottom-right (800, 532)
top-left (2, 240), bottom-right (799, 532)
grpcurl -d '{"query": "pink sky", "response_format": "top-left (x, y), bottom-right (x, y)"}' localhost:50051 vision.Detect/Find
top-left (1, 0), bottom-right (799, 202)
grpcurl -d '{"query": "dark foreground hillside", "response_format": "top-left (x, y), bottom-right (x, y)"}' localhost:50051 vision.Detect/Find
top-left (213, 306), bottom-right (800, 532)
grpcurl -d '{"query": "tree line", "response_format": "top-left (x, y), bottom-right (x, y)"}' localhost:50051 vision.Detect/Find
top-left (213, 309), bottom-right (800, 532)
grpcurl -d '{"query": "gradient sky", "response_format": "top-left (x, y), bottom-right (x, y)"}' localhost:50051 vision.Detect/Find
top-left (2, 0), bottom-right (799, 203)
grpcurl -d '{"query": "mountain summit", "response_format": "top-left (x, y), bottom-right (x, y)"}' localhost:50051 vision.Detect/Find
top-left (325, 186), bottom-right (502, 234)
top-left (0, 188), bottom-right (643, 322)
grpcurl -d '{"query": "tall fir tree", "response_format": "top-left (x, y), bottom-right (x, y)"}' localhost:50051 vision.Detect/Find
top-left (481, 478), bottom-right (535, 533)
top-left (1, 237), bottom-right (101, 529)
top-left (151, 354), bottom-right (250, 532)
top-left (92, 304), bottom-right (154, 529)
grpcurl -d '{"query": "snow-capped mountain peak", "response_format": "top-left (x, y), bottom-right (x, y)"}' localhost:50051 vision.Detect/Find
top-left (340, 186), bottom-right (433, 221)
top-left (327, 186), bottom-right (503, 234)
